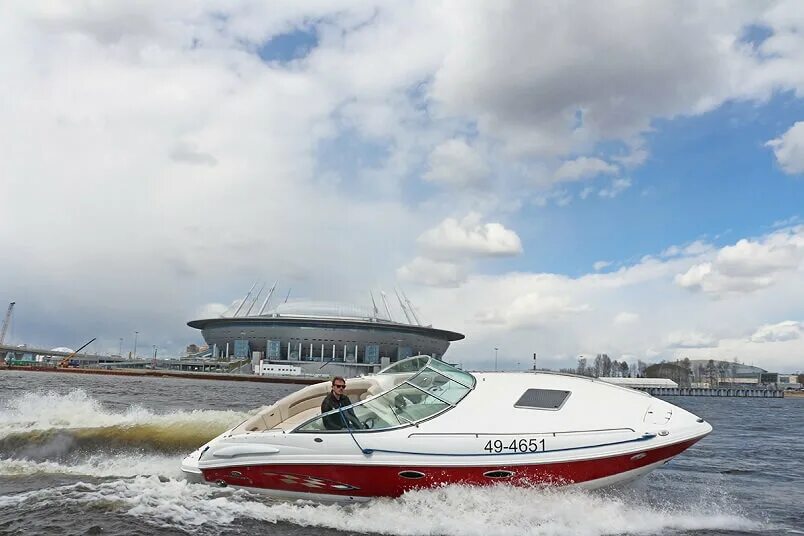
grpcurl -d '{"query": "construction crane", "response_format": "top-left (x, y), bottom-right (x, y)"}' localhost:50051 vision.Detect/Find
top-left (0, 302), bottom-right (14, 345)
top-left (57, 337), bottom-right (97, 368)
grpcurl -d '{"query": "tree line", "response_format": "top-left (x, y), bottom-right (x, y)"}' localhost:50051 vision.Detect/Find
top-left (558, 354), bottom-right (648, 378)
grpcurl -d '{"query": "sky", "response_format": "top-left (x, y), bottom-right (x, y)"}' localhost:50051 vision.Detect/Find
top-left (1, 1), bottom-right (804, 373)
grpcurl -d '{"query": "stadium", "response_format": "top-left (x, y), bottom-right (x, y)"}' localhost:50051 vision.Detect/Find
top-left (187, 285), bottom-right (464, 372)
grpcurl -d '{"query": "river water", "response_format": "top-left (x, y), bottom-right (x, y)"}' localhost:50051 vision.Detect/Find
top-left (0, 370), bottom-right (801, 536)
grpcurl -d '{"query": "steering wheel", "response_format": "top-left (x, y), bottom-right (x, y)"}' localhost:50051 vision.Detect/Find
top-left (363, 417), bottom-right (376, 429)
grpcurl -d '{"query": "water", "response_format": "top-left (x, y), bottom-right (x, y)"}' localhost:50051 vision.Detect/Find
top-left (0, 370), bottom-right (801, 536)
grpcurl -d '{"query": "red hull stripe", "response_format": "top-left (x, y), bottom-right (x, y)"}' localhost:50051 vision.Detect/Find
top-left (202, 437), bottom-right (702, 498)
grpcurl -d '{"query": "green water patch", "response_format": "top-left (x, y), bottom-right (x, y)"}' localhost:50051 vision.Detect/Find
top-left (0, 420), bottom-right (228, 459)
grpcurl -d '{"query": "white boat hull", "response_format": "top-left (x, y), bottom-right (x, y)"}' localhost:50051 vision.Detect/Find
top-left (181, 363), bottom-right (713, 501)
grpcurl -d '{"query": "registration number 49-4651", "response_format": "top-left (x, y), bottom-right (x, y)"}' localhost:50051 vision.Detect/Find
top-left (483, 438), bottom-right (546, 453)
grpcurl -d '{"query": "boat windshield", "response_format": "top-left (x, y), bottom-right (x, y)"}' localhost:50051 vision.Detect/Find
top-left (377, 355), bottom-right (431, 375)
top-left (294, 357), bottom-right (475, 433)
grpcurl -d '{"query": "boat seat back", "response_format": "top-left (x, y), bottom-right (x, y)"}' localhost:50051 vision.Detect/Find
top-left (282, 378), bottom-right (374, 420)
top-left (234, 379), bottom-right (378, 432)
top-left (361, 383), bottom-right (386, 400)
top-left (286, 393), bottom-right (328, 416)
top-left (239, 407), bottom-right (280, 432)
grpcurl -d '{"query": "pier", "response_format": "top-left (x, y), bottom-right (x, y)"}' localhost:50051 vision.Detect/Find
top-left (636, 386), bottom-right (784, 398)
top-left (0, 364), bottom-right (322, 385)
top-left (0, 342), bottom-right (129, 367)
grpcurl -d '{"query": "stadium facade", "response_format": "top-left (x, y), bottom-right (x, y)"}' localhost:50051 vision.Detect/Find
top-left (188, 289), bottom-right (464, 369)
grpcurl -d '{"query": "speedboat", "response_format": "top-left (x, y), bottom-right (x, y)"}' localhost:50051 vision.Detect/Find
top-left (181, 356), bottom-right (712, 501)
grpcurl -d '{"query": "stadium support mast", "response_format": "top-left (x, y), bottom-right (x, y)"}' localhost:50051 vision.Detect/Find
top-left (0, 302), bottom-right (14, 345)
top-left (369, 291), bottom-right (380, 319)
top-left (245, 282), bottom-right (266, 316)
top-left (402, 290), bottom-right (422, 326)
top-left (258, 281), bottom-right (278, 315)
top-left (233, 282), bottom-right (257, 317)
top-left (380, 291), bottom-right (394, 322)
top-left (395, 288), bottom-right (413, 324)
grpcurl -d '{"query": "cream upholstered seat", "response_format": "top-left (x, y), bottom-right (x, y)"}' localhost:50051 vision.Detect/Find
top-left (233, 378), bottom-right (377, 433)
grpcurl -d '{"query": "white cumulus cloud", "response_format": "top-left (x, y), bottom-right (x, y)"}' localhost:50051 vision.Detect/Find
top-left (666, 331), bottom-right (719, 349)
top-left (749, 320), bottom-right (803, 343)
top-left (477, 292), bottom-right (591, 329)
top-left (554, 157), bottom-right (618, 183)
top-left (598, 177), bottom-right (633, 198)
top-left (396, 257), bottom-right (466, 288)
top-left (417, 213), bottom-right (523, 260)
top-left (676, 227), bottom-right (804, 296)
top-left (423, 138), bottom-right (490, 188)
top-left (593, 260), bottom-right (612, 271)
top-left (614, 312), bottom-right (640, 325)
top-left (407, 225), bottom-right (804, 372)
top-left (767, 122), bottom-right (804, 175)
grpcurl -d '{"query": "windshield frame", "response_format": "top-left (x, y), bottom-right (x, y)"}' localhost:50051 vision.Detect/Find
top-left (292, 356), bottom-right (475, 433)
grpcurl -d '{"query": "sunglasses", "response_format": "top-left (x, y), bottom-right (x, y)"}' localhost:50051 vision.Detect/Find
top-left (334, 384), bottom-right (346, 389)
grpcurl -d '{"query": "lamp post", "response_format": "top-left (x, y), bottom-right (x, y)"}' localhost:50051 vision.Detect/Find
top-left (133, 331), bottom-right (138, 359)
top-left (494, 347), bottom-right (498, 371)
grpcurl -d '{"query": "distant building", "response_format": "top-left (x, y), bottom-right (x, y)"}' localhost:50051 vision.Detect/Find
top-left (645, 363), bottom-right (691, 387)
top-left (188, 285), bottom-right (464, 376)
top-left (599, 377), bottom-right (678, 389)
top-left (686, 359), bottom-right (768, 387)
top-left (257, 362), bottom-right (302, 376)
top-left (766, 373), bottom-right (802, 390)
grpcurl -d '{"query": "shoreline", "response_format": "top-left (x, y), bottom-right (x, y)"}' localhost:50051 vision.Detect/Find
top-left (3, 365), bottom-right (801, 396)
top-left (0, 365), bottom-right (322, 385)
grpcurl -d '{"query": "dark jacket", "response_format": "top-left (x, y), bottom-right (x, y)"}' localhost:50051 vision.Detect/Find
top-left (321, 391), bottom-right (363, 430)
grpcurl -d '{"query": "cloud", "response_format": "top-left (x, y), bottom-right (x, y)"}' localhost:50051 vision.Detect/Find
top-left (598, 177), bottom-right (632, 198)
top-left (423, 138), bottom-right (489, 188)
top-left (767, 122), bottom-right (804, 175)
top-left (749, 320), bottom-right (803, 343)
top-left (665, 331), bottom-right (719, 349)
top-left (195, 302), bottom-right (231, 320)
top-left (532, 188), bottom-right (574, 207)
top-left (612, 143), bottom-right (649, 168)
top-left (675, 227), bottom-right (804, 296)
top-left (417, 213), bottom-right (523, 260)
top-left (477, 292), bottom-right (591, 329)
top-left (3, 3), bottom-right (804, 374)
top-left (593, 260), bottom-right (612, 271)
top-left (170, 142), bottom-right (218, 167)
top-left (662, 241), bottom-right (712, 258)
top-left (396, 257), bottom-right (466, 287)
top-left (429, 3), bottom-right (799, 156)
top-left (554, 157), bottom-right (618, 183)
top-left (614, 312), bottom-right (639, 325)
top-left (407, 224), bottom-right (804, 372)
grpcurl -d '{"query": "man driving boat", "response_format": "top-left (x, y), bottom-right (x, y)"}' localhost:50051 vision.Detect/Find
top-left (321, 376), bottom-right (366, 430)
